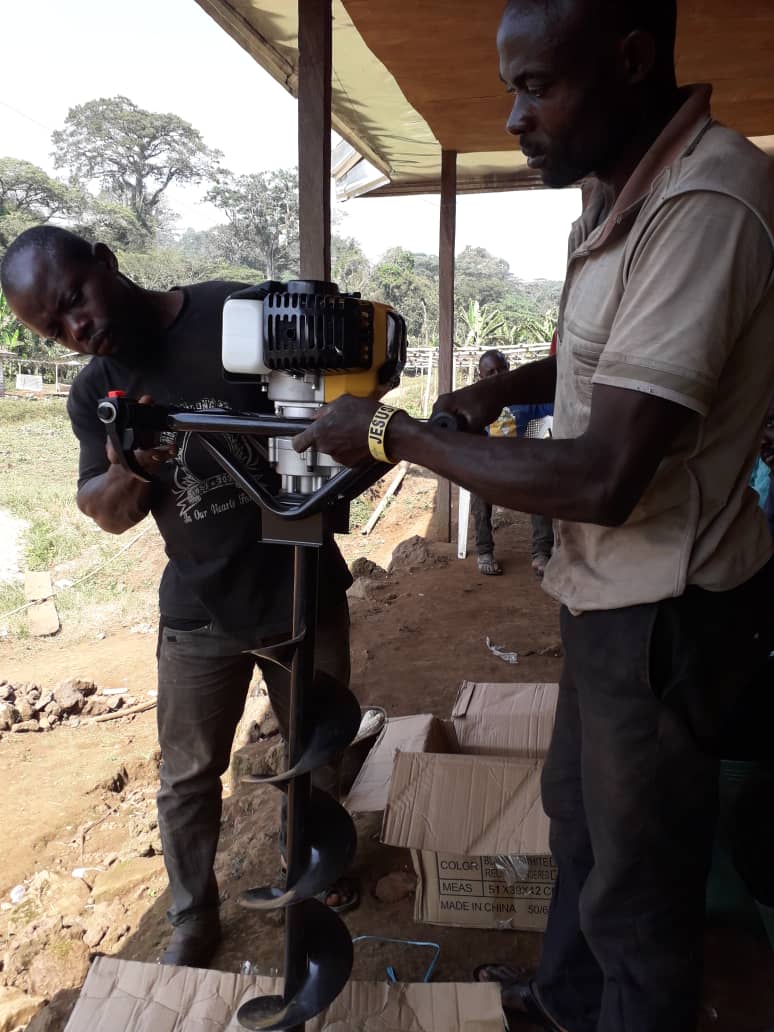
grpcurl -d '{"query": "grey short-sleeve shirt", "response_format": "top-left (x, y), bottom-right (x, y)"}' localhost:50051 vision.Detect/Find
top-left (542, 87), bottom-right (774, 612)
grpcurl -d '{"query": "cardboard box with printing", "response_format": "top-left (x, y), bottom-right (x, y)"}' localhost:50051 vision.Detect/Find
top-left (374, 682), bottom-right (559, 932)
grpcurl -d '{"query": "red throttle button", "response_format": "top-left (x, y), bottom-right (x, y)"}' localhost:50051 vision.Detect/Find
top-left (107, 390), bottom-right (127, 398)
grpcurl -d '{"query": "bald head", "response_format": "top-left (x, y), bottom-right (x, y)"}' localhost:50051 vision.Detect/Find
top-left (0, 226), bottom-right (94, 298)
top-left (504, 0), bottom-right (677, 59)
top-left (0, 225), bottom-right (147, 360)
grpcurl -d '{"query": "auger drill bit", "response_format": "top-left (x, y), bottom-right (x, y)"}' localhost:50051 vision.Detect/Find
top-left (241, 672), bottom-right (361, 786)
top-left (239, 787), bottom-right (356, 910)
top-left (237, 898), bottom-right (354, 1031)
top-left (238, 546), bottom-right (357, 1031)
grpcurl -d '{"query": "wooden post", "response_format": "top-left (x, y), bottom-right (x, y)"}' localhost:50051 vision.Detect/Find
top-left (298, 0), bottom-right (332, 281)
top-left (437, 149), bottom-right (457, 542)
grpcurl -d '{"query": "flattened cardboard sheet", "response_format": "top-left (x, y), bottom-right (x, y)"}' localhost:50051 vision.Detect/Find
top-left (64, 957), bottom-right (505, 1032)
top-left (382, 750), bottom-right (549, 857)
top-left (452, 682), bottom-right (558, 759)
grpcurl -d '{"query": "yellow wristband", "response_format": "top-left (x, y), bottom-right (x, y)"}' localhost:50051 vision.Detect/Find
top-left (368, 404), bottom-right (401, 464)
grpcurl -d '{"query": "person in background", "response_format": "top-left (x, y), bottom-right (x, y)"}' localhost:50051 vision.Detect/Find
top-left (471, 349), bottom-right (554, 576)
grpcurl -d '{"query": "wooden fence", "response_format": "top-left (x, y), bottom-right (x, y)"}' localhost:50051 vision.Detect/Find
top-left (0, 341), bottom-right (552, 403)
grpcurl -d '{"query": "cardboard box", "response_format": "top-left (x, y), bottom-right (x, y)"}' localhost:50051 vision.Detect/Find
top-left (411, 852), bottom-right (557, 930)
top-left (64, 957), bottom-right (505, 1032)
top-left (380, 682), bottom-right (559, 932)
top-left (346, 714), bottom-right (446, 813)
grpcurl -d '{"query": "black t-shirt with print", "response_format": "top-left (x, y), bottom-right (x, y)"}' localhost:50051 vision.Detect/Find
top-left (66, 280), bottom-right (352, 636)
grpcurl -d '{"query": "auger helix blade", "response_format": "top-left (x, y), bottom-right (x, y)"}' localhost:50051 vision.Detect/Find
top-left (239, 788), bottom-right (356, 910)
top-left (242, 673), bottom-right (361, 787)
top-left (237, 898), bottom-right (353, 1031)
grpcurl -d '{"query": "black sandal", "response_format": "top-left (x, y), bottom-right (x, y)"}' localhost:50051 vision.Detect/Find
top-left (473, 965), bottom-right (567, 1031)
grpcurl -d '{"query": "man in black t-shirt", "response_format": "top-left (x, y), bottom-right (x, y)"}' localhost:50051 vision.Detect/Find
top-left (1, 226), bottom-right (354, 968)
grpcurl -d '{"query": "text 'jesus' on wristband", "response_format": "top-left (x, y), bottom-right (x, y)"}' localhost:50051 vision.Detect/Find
top-left (367, 404), bottom-right (402, 464)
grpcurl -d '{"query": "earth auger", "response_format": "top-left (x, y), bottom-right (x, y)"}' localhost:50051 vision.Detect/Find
top-left (97, 280), bottom-right (461, 1031)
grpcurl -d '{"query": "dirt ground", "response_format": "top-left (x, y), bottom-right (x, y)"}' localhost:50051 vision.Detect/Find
top-left (1, 476), bottom-right (773, 1031)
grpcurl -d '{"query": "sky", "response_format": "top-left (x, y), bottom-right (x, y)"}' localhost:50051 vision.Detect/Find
top-left (1, 0), bottom-right (580, 281)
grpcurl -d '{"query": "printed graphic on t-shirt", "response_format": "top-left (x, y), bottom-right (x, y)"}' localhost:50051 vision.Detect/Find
top-left (164, 399), bottom-right (266, 524)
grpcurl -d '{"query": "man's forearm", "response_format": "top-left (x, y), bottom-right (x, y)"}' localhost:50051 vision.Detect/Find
top-left (77, 466), bottom-right (152, 534)
top-left (387, 414), bottom-right (617, 526)
top-left (498, 355), bottom-right (557, 405)
top-left (433, 355), bottom-right (557, 431)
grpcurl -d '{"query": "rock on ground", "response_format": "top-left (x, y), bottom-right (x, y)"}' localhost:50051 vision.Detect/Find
top-left (388, 535), bottom-right (441, 573)
top-left (14, 696), bottom-right (37, 723)
top-left (55, 678), bottom-right (98, 700)
top-left (51, 682), bottom-right (85, 715)
top-left (0, 703), bottom-right (18, 731)
top-left (81, 901), bottom-right (128, 951)
top-left (374, 870), bottom-right (417, 903)
top-left (27, 939), bottom-right (90, 998)
top-left (350, 556), bottom-right (387, 580)
top-left (346, 577), bottom-right (381, 601)
top-left (11, 720), bottom-right (40, 733)
top-left (0, 986), bottom-right (44, 1032)
top-left (232, 683), bottom-right (271, 750)
top-left (231, 738), bottom-right (285, 786)
top-left (89, 857), bottom-right (165, 905)
top-left (24, 990), bottom-right (81, 1032)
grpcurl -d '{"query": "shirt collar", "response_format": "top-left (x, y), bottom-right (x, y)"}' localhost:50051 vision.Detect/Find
top-left (573, 84), bottom-right (715, 255)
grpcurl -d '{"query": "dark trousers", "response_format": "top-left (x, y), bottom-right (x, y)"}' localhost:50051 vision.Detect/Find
top-left (472, 494), bottom-right (495, 556)
top-left (471, 494), bottom-right (554, 559)
top-left (531, 513), bottom-right (555, 560)
top-left (155, 602), bottom-right (350, 926)
top-left (537, 560), bottom-right (774, 1032)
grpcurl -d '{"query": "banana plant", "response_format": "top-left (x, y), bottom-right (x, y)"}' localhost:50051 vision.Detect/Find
top-left (461, 299), bottom-right (507, 348)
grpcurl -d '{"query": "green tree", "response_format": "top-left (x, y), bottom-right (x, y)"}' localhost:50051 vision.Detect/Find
top-left (510, 304), bottom-right (558, 344)
top-left (0, 291), bottom-right (67, 359)
top-left (69, 194), bottom-right (149, 251)
top-left (0, 157), bottom-right (80, 249)
top-left (205, 168), bottom-right (300, 279)
top-left (117, 248), bottom-right (258, 292)
top-left (369, 247), bottom-right (438, 345)
top-left (455, 246), bottom-right (513, 311)
top-left (51, 96), bottom-right (221, 241)
top-left (331, 235), bottom-right (371, 294)
top-left (0, 291), bottom-right (26, 351)
top-left (460, 300), bottom-right (507, 348)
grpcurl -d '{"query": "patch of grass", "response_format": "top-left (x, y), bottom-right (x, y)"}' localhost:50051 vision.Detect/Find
top-left (23, 514), bottom-right (86, 571)
top-left (382, 374), bottom-right (434, 420)
top-left (0, 580), bottom-right (25, 612)
top-left (0, 396), bottom-right (162, 642)
top-left (0, 397), bottom-right (80, 524)
top-left (348, 496), bottom-right (372, 531)
top-left (0, 580), bottom-right (27, 638)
